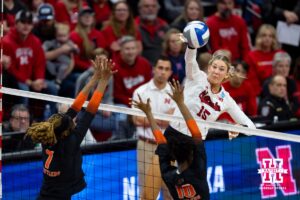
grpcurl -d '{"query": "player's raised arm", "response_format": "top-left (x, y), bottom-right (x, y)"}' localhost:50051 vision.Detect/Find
top-left (131, 95), bottom-right (167, 144)
top-left (168, 79), bottom-right (202, 141)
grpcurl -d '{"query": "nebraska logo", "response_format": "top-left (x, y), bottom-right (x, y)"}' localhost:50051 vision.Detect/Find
top-left (256, 145), bottom-right (297, 199)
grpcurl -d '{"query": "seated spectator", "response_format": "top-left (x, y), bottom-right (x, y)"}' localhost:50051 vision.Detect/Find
top-left (162, 28), bottom-right (185, 84)
top-left (28, 0), bottom-right (44, 23)
top-left (222, 61), bottom-right (257, 118)
top-left (87, 0), bottom-right (111, 30)
top-left (2, 10), bottom-right (58, 113)
top-left (136, 0), bottom-right (169, 65)
top-left (197, 52), bottom-right (212, 74)
top-left (2, 104), bottom-right (35, 153)
top-left (171, 0), bottom-right (204, 32)
top-left (43, 23), bottom-right (78, 89)
top-left (258, 75), bottom-right (294, 122)
top-left (3, 0), bottom-right (27, 34)
top-left (75, 49), bottom-right (116, 138)
top-left (32, 3), bottom-right (56, 42)
top-left (110, 36), bottom-right (152, 140)
top-left (246, 24), bottom-right (281, 96)
top-left (293, 57), bottom-right (300, 118)
top-left (102, 1), bottom-right (142, 57)
top-left (62, 6), bottom-right (106, 97)
top-left (262, 52), bottom-right (298, 114)
top-left (206, 0), bottom-right (251, 61)
top-left (54, 0), bottom-right (86, 30)
top-left (162, 0), bottom-right (184, 22)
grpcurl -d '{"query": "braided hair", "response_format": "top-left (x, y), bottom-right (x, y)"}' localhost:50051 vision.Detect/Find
top-left (26, 113), bottom-right (74, 145)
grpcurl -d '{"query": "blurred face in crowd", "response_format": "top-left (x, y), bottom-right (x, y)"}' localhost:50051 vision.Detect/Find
top-left (230, 64), bottom-right (246, 87)
top-left (10, 110), bottom-right (30, 132)
top-left (32, 0), bottom-right (43, 10)
top-left (56, 29), bottom-right (69, 43)
top-left (269, 75), bottom-right (287, 98)
top-left (114, 2), bottom-right (130, 23)
top-left (258, 28), bottom-right (274, 50)
top-left (207, 59), bottom-right (229, 87)
top-left (120, 40), bottom-right (138, 65)
top-left (186, 0), bottom-right (201, 21)
top-left (168, 33), bottom-right (183, 55)
top-left (139, 0), bottom-right (159, 21)
top-left (16, 20), bottom-right (34, 38)
top-left (153, 59), bottom-right (172, 85)
top-left (274, 59), bottom-right (290, 78)
top-left (217, 0), bottom-right (234, 19)
top-left (79, 13), bottom-right (94, 27)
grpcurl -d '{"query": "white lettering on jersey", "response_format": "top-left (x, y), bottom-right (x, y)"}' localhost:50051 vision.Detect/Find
top-left (219, 27), bottom-right (238, 39)
top-left (16, 48), bottom-right (33, 65)
top-left (123, 75), bottom-right (145, 89)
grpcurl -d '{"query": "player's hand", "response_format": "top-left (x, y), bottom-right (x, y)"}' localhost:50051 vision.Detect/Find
top-left (167, 79), bottom-right (184, 105)
top-left (228, 124), bottom-right (241, 140)
top-left (130, 94), bottom-right (152, 115)
top-left (99, 57), bottom-right (117, 81)
top-left (176, 33), bottom-right (187, 43)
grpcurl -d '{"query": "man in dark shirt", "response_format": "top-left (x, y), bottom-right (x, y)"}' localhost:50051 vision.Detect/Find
top-left (132, 80), bottom-right (209, 200)
top-left (26, 57), bottom-right (116, 200)
top-left (258, 75), bottom-right (294, 122)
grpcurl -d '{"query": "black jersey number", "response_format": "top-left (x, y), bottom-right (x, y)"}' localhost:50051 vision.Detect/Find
top-left (197, 105), bottom-right (211, 120)
top-left (45, 149), bottom-right (54, 169)
top-left (175, 184), bottom-right (196, 198)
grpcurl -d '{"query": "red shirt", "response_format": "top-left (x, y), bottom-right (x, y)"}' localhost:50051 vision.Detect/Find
top-left (206, 14), bottom-right (251, 61)
top-left (3, 28), bottom-right (45, 83)
top-left (92, 2), bottom-right (111, 25)
top-left (54, 1), bottom-right (87, 30)
top-left (295, 80), bottom-right (300, 117)
top-left (70, 29), bottom-right (107, 71)
top-left (245, 49), bottom-right (282, 96)
top-left (113, 55), bottom-right (152, 106)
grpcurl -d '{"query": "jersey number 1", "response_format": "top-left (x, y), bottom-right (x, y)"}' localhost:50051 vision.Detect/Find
top-left (45, 149), bottom-right (54, 169)
top-left (175, 184), bottom-right (196, 198)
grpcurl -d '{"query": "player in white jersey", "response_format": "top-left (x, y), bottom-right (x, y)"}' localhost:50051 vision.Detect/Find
top-left (170, 46), bottom-right (256, 139)
top-left (132, 56), bottom-right (175, 200)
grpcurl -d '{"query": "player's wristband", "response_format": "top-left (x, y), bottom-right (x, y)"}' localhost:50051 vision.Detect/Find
top-left (87, 91), bottom-right (103, 114)
top-left (153, 129), bottom-right (167, 144)
top-left (71, 92), bottom-right (88, 112)
top-left (186, 119), bottom-right (201, 137)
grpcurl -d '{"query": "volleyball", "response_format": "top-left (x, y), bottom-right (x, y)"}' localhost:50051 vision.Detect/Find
top-left (183, 21), bottom-right (210, 49)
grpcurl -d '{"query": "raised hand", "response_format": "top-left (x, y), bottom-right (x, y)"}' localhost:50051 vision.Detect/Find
top-left (131, 94), bottom-right (152, 115)
top-left (167, 79), bottom-right (184, 105)
top-left (99, 57), bottom-right (117, 81)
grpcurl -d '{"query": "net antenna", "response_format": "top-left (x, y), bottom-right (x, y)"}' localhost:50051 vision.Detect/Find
top-left (1, 87), bottom-right (300, 143)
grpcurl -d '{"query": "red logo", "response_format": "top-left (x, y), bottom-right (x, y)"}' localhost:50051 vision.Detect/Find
top-left (164, 98), bottom-right (171, 104)
top-left (256, 145), bottom-right (297, 198)
top-left (199, 90), bottom-right (220, 111)
top-left (175, 184), bottom-right (198, 199)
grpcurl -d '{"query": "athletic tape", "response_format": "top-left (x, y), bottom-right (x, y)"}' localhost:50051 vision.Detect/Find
top-left (1, 87), bottom-right (300, 143)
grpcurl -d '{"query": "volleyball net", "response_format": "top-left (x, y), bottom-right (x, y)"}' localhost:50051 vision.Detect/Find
top-left (1, 87), bottom-right (300, 200)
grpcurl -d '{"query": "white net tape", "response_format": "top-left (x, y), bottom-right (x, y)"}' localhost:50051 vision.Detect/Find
top-left (1, 86), bottom-right (300, 143)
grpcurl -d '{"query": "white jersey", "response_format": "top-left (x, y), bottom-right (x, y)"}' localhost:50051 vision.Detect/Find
top-left (170, 47), bottom-right (256, 139)
top-left (133, 79), bottom-right (176, 140)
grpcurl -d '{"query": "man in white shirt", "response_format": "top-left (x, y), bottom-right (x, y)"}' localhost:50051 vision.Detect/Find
top-left (132, 56), bottom-right (175, 200)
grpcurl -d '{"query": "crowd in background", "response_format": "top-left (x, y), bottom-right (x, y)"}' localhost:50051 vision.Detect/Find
top-left (2, 0), bottom-right (300, 147)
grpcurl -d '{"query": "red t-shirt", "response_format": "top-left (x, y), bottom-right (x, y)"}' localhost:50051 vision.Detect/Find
top-left (245, 49), bottom-right (282, 96)
top-left (3, 28), bottom-right (45, 83)
top-left (112, 54), bottom-right (152, 106)
top-left (206, 14), bottom-right (251, 61)
top-left (70, 29), bottom-right (107, 71)
top-left (92, 2), bottom-right (111, 25)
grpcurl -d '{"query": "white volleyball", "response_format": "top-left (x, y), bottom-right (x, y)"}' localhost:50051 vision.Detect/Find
top-left (183, 21), bottom-right (210, 48)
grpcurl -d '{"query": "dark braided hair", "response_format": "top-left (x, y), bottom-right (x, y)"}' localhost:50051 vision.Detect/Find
top-left (26, 113), bottom-right (74, 145)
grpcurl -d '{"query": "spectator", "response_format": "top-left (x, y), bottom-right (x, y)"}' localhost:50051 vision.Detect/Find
top-left (54, 0), bottom-right (86, 30)
top-left (43, 23), bottom-right (78, 89)
top-left (136, 0), bottom-right (169, 65)
top-left (222, 61), bottom-right (257, 119)
top-left (3, 0), bottom-right (27, 34)
top-left (293, 57), bottom-right (300, 117)
top-left (110, 36), bottom-right (152, 140)
top-left (132, 56), bottom-right (175, 200)
top-left (102, 1), bottom-right (142, 57)
top-left (245, 24), bottom-right (281, 96)
top-left (75, 49), bottom-right (116, 138)
top-left (32, 3), bottom-right (56, 42)
top-left (29, 0), bottom-right (45, 23)
top-left (63, 6), bottom-right (106, 97)
top-left (258, 75), bottom-right (294, 122)
top-left (162, 0), bottom-right (184, 23)
top-left (162, 28), bottom-right (186, 84)
top-left (197, 52), bottom-right (212, 73)
top-left (171, 0), bottom-right (204, 32)
top-left (2, 10), bottom-right (58, 112)
top-left (261, 0), bottom-right (300, 62)
top-left (3, 104), bottom-right (35, 153)
top-left (87, 0), bottom-right (111, 30)
top-left (262, 52), bottom-right (298, 113)
top-left (206, 0), bottom-right (251, 61)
